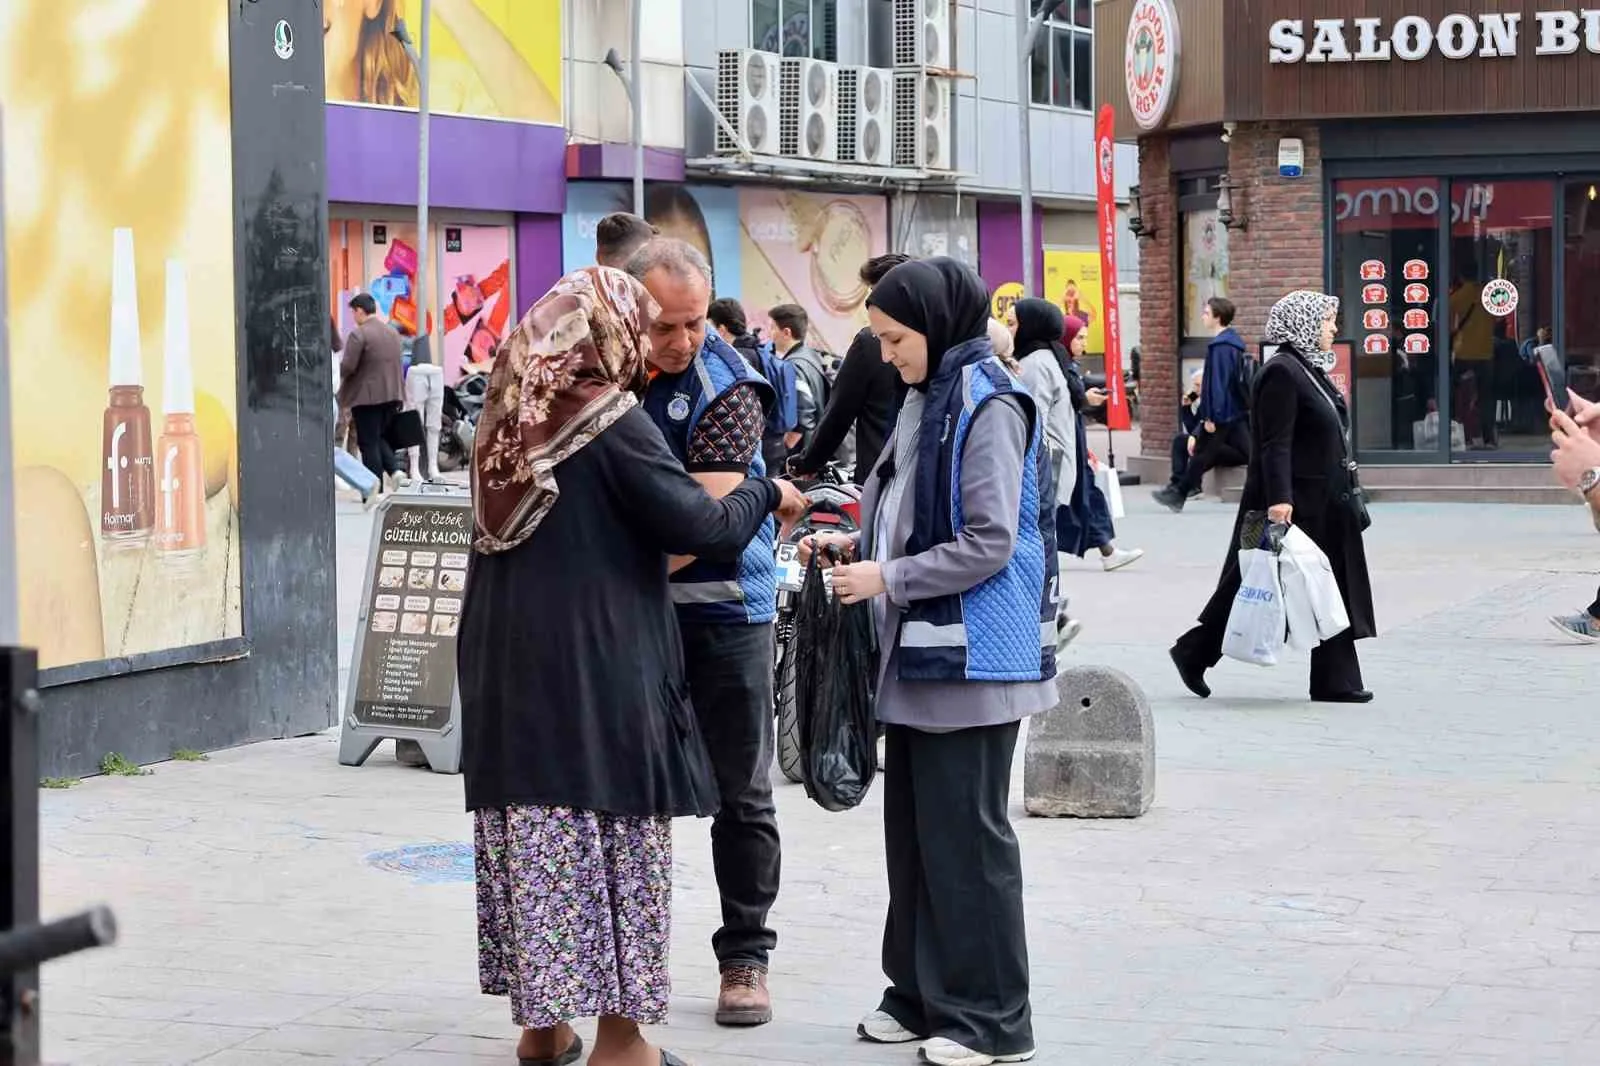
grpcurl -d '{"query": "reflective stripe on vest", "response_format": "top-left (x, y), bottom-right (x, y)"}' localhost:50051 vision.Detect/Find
top-left (670, 580), bottom-right (747, 606)
top-left (900, 619), bottom-right (1058, 650)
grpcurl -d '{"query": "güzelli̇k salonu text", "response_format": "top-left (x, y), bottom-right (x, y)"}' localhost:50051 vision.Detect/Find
top-left (1269, 12), bottom-right (1600, 64)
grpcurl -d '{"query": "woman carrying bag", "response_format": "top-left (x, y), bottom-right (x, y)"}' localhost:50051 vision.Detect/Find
top-left (803, 258), bottom-right (1058, 1066)
top-left (1170, 290), bottom-right (1377, 703)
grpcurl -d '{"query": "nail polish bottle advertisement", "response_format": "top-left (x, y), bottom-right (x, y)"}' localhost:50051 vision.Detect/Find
top-left (154, 260), bottom-right (207, 556)
top-left (101, 227), bottom-right (155, 543)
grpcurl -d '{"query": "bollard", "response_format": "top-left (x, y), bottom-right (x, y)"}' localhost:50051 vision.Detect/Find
top-left (1024, 665), bottom-right (1155, 818)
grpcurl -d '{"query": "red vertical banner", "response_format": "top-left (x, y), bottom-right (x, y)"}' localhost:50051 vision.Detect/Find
top-left (1094, 105), bottom-right (1132, 431)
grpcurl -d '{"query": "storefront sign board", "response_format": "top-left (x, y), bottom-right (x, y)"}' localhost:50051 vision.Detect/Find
top-left (339, 489), bottom-right (472, 775)
top-left (1270, 12), bottom-right (1600, 64)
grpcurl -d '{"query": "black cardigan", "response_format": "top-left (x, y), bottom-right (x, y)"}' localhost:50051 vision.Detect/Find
top-left (457, 406), bottom-right (780, 817)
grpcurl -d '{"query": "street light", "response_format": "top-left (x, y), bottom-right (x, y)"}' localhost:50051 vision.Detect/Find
top-left (1018, 0), bottom-right (1066, 299)
top-left (392, 7), bottom-right (431, 348)
top-left (602, 1), bottom-right (646, 217)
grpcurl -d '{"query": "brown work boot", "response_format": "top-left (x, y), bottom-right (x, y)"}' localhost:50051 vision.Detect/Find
top-left (715, 964), bottom-right (772, 1026)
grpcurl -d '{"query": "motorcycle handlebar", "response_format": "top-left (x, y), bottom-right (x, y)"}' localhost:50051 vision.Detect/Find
top-left (0, 907), bottom-right (117, 975)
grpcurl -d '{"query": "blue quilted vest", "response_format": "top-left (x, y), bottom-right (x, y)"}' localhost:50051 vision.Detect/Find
top-left (642, 333), bottom-right (778, 626)
top-left (898, 339), bottom-right (1059, 682)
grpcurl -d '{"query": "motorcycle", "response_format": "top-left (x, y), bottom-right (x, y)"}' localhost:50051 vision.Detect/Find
top-left (771, 463), bottom-right (861, 784)
top-left (437, 370), bottom-right (489, 473)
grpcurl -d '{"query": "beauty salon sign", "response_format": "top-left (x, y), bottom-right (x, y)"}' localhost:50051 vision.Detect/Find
top-left (1269, 11), bottom-right (1600, 63)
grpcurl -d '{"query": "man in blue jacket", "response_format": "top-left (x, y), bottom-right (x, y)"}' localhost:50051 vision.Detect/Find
top-left (629, 238), bottom-right (783, 1028)
top-left (1154, 296), bottom-right (1250, 511)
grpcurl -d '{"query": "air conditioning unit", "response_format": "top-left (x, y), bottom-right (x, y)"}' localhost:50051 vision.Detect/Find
top-left (893, 70), bottom-right (952, 171)
top-left (780, 57), bottom-right (839, 162)
top-left (894, 0), bottom-right (952, 70)
top-left (838, 67), bottom-right (895, 167)
top-left (716, 49), bottom-right (782, 156)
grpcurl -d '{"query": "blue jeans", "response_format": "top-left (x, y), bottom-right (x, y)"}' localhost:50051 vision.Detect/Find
top-left (334, 445), bottom-right (379, 499)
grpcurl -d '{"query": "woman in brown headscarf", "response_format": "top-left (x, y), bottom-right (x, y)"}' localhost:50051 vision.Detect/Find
top-left (459, 266), bottom-right (803, 1066)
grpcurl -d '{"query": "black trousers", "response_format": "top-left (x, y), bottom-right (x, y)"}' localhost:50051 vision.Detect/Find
top-left (1587, 586), bottom-right (1600, 619)
top-left (351, 401), bottom-right (403, 480)
top-left (1172, 552), bottom-right (1365, 696)
top-left (681, 621), bottom-right (781, 969)
top-left (1454, 362), bottom-right (1498, 446)
top-left (1176, 420), bottom-right (1250, 496)
top-left (880, 722), bottom-right (1032, 1057)
top-left (1170, 432), bottom-right (1191, 485)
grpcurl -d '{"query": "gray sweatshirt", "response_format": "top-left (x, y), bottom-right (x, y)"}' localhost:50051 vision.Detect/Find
top-left (859, 391), bottom-right (1059, 732)
top-left (1017, 349), bottom-right (1078, 506)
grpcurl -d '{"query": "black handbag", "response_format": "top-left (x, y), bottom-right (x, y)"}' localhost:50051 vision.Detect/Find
top-left (385, 408), bottom-right (426, 450)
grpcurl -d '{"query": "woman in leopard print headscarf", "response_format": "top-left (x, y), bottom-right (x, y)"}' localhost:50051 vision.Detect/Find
top-left (1170, 289), bottom-right (1377, 705)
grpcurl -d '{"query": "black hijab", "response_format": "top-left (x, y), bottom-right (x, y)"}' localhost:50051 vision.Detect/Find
top-left (1012, 298), bottom-right (1066, 359)
top-left (865, 257), bottom-right (991, 392)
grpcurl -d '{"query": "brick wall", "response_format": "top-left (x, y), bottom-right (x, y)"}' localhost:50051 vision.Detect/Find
top-left (1225, 124), bottom-right (1326, 343)
top-left (1136, 136), bottom-right (1178, 460)
top-left (1135, 123), bottom-right (1327, 462)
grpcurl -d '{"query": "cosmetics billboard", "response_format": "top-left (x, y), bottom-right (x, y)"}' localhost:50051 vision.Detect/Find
top-left (323, 0), bottom-right (561, 125)
top-left (561, 183), bottom-right (889, 356)
top-left (1, 0), bottom-right (243, 672)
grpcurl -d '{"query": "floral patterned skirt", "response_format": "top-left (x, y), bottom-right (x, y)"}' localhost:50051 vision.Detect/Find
top-left (475, 805), bottom-right (673, 1028)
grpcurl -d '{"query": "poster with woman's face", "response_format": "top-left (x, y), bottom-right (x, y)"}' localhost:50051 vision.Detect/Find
top-left (1184, 210), bottom-right (1231, 338)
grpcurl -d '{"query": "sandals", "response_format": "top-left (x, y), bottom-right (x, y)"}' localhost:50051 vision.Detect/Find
top-left (518, 1032), bottom-right (583, 1066)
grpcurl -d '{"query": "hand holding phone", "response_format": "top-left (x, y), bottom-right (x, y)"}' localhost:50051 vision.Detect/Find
top-left (1536, 344), bottom-right (1569, 413)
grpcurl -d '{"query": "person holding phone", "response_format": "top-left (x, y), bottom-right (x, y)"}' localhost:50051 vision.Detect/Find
top-left (1546, 390), bottom-right (1600, 642)
top-left (1169, 291), bottom-right (1377, 703)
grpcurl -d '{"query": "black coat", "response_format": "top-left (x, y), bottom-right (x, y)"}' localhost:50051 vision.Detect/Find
top-left (796, 326), bottom-right (902, 483)
top-left (457, 406), bottom-right (780, 818)
top-left (1197, 349), bottom-right (1376, 641)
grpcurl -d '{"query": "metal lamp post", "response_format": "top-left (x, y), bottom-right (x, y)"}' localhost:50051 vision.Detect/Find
top-left (1018, 0), bottom-right (1065, 298)
top-left (603, 0), bottom-right (646, 216)
top-left (392, 5), bottom-right (432, 345)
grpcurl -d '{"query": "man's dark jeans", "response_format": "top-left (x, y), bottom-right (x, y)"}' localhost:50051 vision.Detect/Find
top-left (1175, 420), bottom-right (1250, 496)
top-left (681, 621), bottom-right (781, 970)
top-left (351, 400), bottom-right (403, 480)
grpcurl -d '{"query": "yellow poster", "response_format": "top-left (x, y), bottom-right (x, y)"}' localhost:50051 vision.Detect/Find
top-left (1044, 250), bottom-right (1106, 355)
top-left (2, 1), bottom-right (242, 670)
top-left (324, 0), bottom-right (562, 126)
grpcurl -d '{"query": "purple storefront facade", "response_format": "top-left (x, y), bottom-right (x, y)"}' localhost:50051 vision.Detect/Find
top-left (326, 105), bottom-right (569, 380)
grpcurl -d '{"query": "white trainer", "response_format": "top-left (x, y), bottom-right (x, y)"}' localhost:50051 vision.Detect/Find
top-left (857, 1009), bottom-right (920, 1044)
top-left (1101, 546), bottom-right (1145, 572)
top-left (918, 1037), bottom-right (1037, 1065)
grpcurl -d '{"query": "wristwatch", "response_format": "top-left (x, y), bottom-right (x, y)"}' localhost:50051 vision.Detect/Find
top-left (1579, 467), bottom-right (1600, 501)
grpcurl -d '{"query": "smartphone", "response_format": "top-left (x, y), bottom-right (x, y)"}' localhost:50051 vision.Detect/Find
top-left (1535, 344), bottom-right (1569, 412)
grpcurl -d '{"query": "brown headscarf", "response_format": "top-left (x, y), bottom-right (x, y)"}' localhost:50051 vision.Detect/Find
top-left (471, 267), bottom-right (659, 554)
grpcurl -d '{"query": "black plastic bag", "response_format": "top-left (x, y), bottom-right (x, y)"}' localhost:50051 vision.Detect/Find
top-left (791, 552), bottom-right (878, 812)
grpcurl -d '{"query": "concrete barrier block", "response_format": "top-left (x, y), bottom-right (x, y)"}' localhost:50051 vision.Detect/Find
top-left (1024, 665), bottom-right (1155, 818)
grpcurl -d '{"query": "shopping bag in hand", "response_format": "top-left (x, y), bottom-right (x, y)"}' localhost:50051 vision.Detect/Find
top-left (1279, 526), bottom-right (1349, 651)
top-left (792, 553), bottom-right (878, 811)
top-left (1092, 461), bottom-right (1127, 520)
top-left (1222, 540), bottom-right (1287, 667)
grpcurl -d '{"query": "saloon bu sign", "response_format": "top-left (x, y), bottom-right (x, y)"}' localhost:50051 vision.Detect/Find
top-left (1270, 11), bottom-right (1600, 63)
top-left (1125, 0), bottom-right (1181, 130)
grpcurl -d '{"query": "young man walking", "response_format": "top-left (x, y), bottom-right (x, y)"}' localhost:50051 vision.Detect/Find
top-left (1155, 297), bottom-right (1250, 511)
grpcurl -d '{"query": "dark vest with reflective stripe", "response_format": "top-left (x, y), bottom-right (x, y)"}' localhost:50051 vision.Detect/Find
top-left (898, 339), bottom-right (1059, 682)
top-left (643, 333), bottom-right (778, 625)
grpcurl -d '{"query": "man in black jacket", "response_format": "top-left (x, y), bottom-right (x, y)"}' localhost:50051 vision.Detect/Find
top-left (790, 253), bottom-right (910, 483)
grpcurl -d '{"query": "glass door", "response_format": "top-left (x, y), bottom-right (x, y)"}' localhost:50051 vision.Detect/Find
top-left (1563, 178), bottom-right (1600, 406)
top-left (1445, 179), bottom-right (1555, 458)
top-left (1332, 178), bottom-right (1443, 459)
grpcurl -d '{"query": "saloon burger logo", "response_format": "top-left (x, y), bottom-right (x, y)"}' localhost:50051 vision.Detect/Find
top-left (1125, 0), bottom-right (1181, 130)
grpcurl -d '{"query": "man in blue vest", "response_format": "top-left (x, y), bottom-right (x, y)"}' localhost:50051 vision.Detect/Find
top-left (628, 238), bottom-right (782, 1027)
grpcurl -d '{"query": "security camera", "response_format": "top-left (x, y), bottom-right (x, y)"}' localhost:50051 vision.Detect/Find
top-left (1221, 121), bottom-right (1236, 144)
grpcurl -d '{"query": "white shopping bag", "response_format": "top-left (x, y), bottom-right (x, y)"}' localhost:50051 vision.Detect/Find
top-left (1094, 462), bottom-right (1127, 520)
top-left (1279, 527), bottom-right (1349, 650)
top-left (1222, 547), bottom-right (1287, 667)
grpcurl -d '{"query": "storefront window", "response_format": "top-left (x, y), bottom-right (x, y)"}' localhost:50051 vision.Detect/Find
top-left (1563, 178), bottom-right (1600, 404)
top-left (1333, 178), bottom-right (1442, 455)
top-left (1182, 208), bottom-right (1229, 340)
top-left (1446, 180), bottom-right (1553, 456)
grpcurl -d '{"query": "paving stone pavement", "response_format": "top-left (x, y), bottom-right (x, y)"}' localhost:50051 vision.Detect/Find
top-left (33, 494), bottom-right (1600, 1066)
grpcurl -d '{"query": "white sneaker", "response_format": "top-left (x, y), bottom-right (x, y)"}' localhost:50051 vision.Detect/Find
top-left (858, 1009), bottom-right (920, 1044)
top-left (1055, 616), bottom-right (1083, 655)
top-left (1101, 547), bottom-right (1144, 572)
top-left (918, 1037), bottom-right (1037, 1065)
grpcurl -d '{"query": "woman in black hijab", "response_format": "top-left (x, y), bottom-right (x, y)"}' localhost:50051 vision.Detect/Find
top-left (806, 258), bottom-right (1058, 1066)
